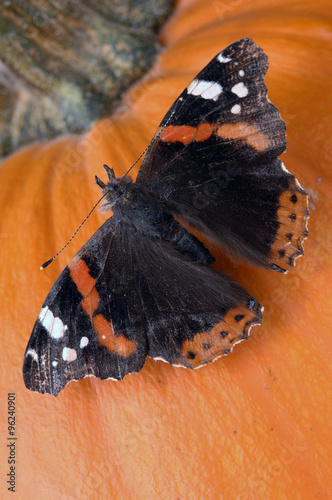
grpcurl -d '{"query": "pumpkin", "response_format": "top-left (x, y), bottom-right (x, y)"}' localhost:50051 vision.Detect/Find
top-left (1, 0), bottom-right (331, 498)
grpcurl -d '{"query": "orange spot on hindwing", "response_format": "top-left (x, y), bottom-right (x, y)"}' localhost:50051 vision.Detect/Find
top-left (176, 303), bottom-right (262, 368)
top-left (270, 178), bottom-right (309, 270)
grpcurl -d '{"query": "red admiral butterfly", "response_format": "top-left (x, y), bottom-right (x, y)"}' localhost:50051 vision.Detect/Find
top-left (23, 38), bottom-right (309, 396)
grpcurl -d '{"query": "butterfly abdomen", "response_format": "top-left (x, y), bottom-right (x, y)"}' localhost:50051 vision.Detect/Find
top-left (112, 181), bottom-right (214, 264)
top-left (160, 218), bottom-right (215, 264)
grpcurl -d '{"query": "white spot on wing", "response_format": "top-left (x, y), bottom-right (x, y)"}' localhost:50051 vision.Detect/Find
top-left (52, 361), bottom-right (58, 367)
top-left (217, 53), bottom-right (232, 63)
top-left (38, 306), bottom-right (67, 339)
top-left (26, 349), bottom-right (38, 362)
top-left (80, 336), bottom-right (89, 348)
top-left (231, 104), bottom-right (241, 114)
top-left (186, 79), bottom-right (198, 94)
top-left (239, 69), bottom-right (245, 76)
top-left (52, 318), bottom-right (68, 339)
top-left (38, 306), bottom-right (52, 330)
top-left (187, 79), bottom-right (223, 101)
top-left (62, 347), bottom-right (77, 362)
top-left (231, 82), bottom-right (248, 98)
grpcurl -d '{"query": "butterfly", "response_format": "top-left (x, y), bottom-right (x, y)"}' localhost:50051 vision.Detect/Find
top-left (23, 38), bottom-right (309, 396)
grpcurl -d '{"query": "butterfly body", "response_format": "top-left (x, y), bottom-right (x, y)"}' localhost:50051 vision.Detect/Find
top-left (23, 38), bottom-right (308, 396)
top-left (96, 166), bottom-right (215, 265)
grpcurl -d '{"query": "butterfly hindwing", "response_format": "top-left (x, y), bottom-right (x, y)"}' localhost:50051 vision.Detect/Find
top-left (131, 231), bottom-right (262, 368)
top-left (89, 222), bottom-right (262, 370)
top-left (136, 38), bottom-right (308, 272)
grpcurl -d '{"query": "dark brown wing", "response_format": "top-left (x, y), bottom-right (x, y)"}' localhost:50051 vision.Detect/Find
top-left (136, 38), bottom-right (308, 272)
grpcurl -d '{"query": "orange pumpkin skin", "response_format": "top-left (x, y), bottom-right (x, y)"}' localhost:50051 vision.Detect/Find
top-left (1, 0), bottom-right (331, 498)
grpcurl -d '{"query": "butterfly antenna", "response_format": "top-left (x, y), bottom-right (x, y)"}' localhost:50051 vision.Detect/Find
top-left (122, 97), bottom-right (183, 178)
top-left (41, 98), bottom-right (184, 270)
top-left (40, 192), bottom-right (107, 270)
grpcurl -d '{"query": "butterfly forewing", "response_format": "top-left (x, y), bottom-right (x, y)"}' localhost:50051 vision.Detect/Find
top-left (136, 38), bottom-right (308, 272)
top-left (23, 219), bottom-right (148, 395)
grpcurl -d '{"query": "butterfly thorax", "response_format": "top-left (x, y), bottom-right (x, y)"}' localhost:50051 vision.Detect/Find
top-left (96, 166), bottom-right (214, 265)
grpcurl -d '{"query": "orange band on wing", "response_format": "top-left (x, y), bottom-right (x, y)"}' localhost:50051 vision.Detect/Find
top-left (69, 256), bottom-right (101, 314)
top-left (216, 122), bottom-right (271, 152)
top-left (160, 123), bottom-right (215, 145)
top-left (81, 289), bottom-right (100, 316)
top-left (160, 121), bottom-right (271, 152)
top-left (93, 314), bottom-right (136, 356)
top-left (69, 256), bottom-right (96, 296)
top-left (69, 257), bottom-right (136, 356)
